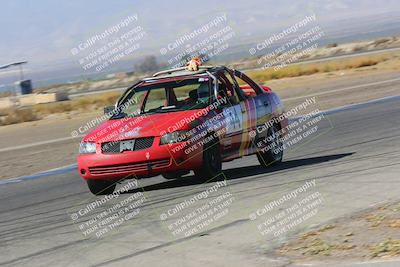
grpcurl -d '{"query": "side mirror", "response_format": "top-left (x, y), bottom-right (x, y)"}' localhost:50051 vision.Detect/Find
top-left (104, 106), bottom-right (115, 115)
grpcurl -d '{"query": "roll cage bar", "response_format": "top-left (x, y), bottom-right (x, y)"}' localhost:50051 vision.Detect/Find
top-left (115, 66), bottom-right (264, 109)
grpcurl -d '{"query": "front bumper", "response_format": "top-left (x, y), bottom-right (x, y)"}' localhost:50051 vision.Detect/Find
top-left (77, 137), bottom-right (203, 180)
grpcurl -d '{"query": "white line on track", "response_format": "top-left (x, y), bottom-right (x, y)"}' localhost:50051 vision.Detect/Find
top-left (1, 93), bottom-right (399, 185)
top-left (0, 163), bottom-right (77, 186)
top-left (0, 135), bottom-right (84, 153)
top-left (284, 77), bottom-right (400, 101)
top-left (1, 76), bottom-right (399, 154)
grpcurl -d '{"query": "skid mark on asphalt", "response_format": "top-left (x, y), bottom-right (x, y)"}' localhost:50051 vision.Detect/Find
top-left (91, 219), bottom-right (248, 267)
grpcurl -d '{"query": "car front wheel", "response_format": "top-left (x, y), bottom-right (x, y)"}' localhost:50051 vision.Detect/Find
top-left (194, 138), bottom-right (222, 182)
top-left (87, 180), bottom-right (116, 195)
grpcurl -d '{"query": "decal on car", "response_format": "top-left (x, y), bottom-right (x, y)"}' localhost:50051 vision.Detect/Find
top-left (239, 98), bottom-right (257, 157)
top-left (223, 105), bottom-right (243, 134)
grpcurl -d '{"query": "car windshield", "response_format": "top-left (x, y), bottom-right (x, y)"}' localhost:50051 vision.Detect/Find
top-left (116, 77), bottom-right (212, 117)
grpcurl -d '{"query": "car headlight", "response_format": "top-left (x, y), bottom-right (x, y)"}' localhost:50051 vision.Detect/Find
top-left (160, 130), bottom-right (191, 145)
top-left (79, 142), bottom-right (96, 154)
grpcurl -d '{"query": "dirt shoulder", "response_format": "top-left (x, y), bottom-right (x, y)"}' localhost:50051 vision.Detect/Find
top-left (277, 201), bottom-right (400, 264)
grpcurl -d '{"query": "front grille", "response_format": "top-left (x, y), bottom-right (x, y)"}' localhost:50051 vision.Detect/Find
top-left (102, 137), bottom-right (154, 154)
top-left (102, 141), bottom-right (120, 153)
top-left (89, 159), bottom-right (171, 175)
top-left (135, 137), bottom-right (154, 150)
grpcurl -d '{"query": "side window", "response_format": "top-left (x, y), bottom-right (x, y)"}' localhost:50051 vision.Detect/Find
top-left (218, 74), bottom-right (240, 106)
top-left (120, 90), bottom-right (146, 116)
top-left (234, 76), bottom-right (257, 97)
top-left (233, 70), bottom-right (262, 97)
top-left (143, 88), bottom-right (165, 112)
top-left (219, 71), bottom-right (240, 105)
top-left (223, 70), bottom-right (239, 89)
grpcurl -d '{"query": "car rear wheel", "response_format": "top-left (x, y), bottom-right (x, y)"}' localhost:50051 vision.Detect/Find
top-left (257, 124), bottom-right (283, 167)
top-left (87, 180), bottom-right (116, 195)
top-left (194, 138), bottom-right (222, 181)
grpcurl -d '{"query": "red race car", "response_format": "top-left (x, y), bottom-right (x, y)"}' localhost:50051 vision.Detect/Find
top-left (77, 63), bottom-right (288, 195)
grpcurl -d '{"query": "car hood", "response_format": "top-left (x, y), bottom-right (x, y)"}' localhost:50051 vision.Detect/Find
top-left (82, 109), bottom-right (206, 143)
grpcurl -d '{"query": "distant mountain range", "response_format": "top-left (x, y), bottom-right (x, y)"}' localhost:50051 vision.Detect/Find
top-left (0, 0), bottom-right (399, 90)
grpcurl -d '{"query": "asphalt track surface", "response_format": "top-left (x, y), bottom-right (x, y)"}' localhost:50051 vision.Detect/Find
top-left (1, 95), bottom-right (400, 267)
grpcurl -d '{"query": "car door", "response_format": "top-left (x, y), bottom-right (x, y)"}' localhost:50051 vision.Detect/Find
top-left (230, 70), bottom-right (272, 156)
top-left (216, 73), bottom-right (243, 157)
top-left (232, 70), bottom-right (273, 127)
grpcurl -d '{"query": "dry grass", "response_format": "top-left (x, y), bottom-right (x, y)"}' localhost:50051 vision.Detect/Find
top-left (277, 201), bottom-right (400, 263)
top-left (0, 107), bottom-right (38, 126)
top-left (365, 214), bottom-right (386, 227)
top-left (0, 91), bottom-right (121, 126)
top-left (280, 237), bottom-right (356, 257)
top-left (246, 54), bottom-right (391, 84)
top-left (0, 91), bottom-right (13, 98)
top-left (33, 91), bottom-right (121, 116)
top-left (370, 239), bottom-right (400, 258)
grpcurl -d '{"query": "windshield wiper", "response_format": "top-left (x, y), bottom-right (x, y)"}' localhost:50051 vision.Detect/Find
top-left (161, 105), bottom-right (177, 110)
top-left (110, 112), bottom-right (127, 119)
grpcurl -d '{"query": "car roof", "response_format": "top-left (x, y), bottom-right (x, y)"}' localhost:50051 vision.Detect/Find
top-left (143, 65), bottom-right (225, 82)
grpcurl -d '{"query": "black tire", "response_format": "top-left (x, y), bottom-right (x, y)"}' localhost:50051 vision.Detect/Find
top-left (162, 173), bottom-right (180, 180)
top-left (257, 124), bottom-right (283, 167)
top-left (194, 137), bottom-right (222, 182)
top-left (162, 170), bottom-right (189, 180)
top-left (87, 180), bottom-right (116, 195)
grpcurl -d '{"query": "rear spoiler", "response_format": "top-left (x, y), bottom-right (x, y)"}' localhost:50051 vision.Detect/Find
top-left (240, 85), bottom-right (271, 97)
top-left (260, 85), bottom-right (272, 92)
